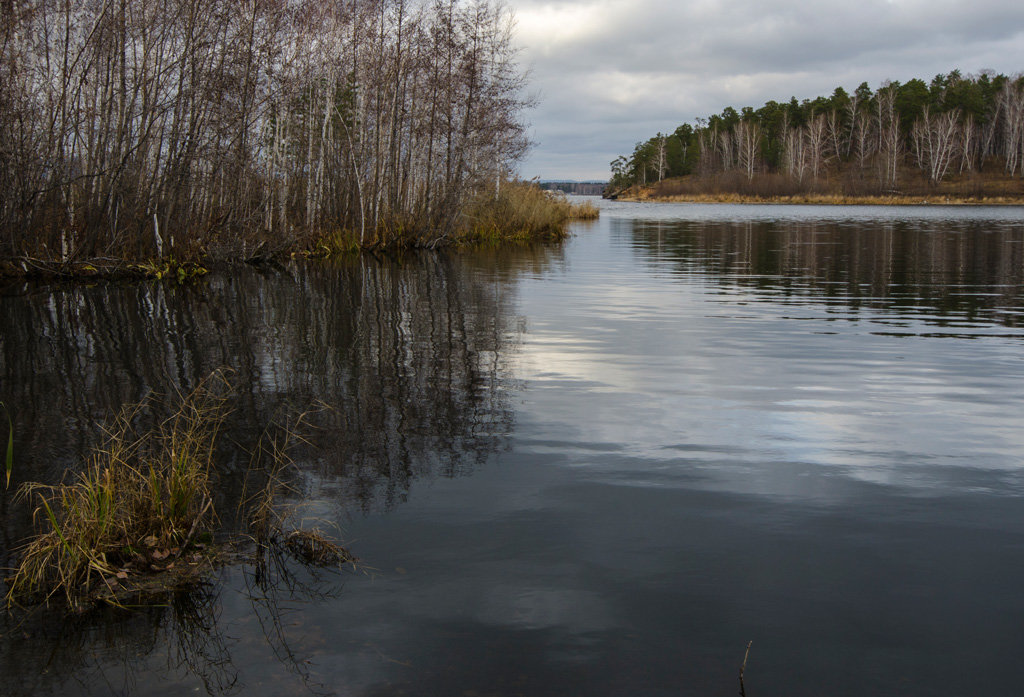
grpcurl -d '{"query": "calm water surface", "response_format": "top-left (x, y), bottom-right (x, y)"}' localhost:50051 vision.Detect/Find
top-left (2, 200), bottom-right (1024, 696)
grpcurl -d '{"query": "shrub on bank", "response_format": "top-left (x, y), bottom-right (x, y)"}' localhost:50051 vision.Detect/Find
top-left (456, 181), bottom-right (599, 244)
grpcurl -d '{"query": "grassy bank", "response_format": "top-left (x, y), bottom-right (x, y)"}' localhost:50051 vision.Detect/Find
top-left (613, 169), bottom-right (1024, 205)
top-left (3, 372), bottom-right (351, 610)
top-left (0, 183), bottom-right (598, 282)
top-left (620, 191), bottom-right (1024, 205)
top-left (304, 181), bottom-right (600, 250)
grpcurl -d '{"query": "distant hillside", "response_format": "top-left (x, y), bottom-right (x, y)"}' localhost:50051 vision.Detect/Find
top-left (539, 181), bottom-right (607, 196)
top-left (607, 71), bottom-right (1024, 200)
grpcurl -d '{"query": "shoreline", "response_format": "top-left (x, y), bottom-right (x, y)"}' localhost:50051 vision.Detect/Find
top-left (0, 235), bottom-right (557, 284)
top-left (0, 186), bottom-right (599, 284)
top-left (613, 192), bottom-right (1024, 206)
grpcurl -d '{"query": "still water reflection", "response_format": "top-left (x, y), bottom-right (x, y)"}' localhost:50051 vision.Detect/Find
top-left (2, 201), bottom-right (1024, 696)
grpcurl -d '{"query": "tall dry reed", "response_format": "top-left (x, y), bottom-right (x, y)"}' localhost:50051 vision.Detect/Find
top-left (457, 182), bottom-right (599, 243)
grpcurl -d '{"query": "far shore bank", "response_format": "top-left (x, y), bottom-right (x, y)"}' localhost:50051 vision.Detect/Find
top-left (607, 168), bottom-right (1024, 206)
top-left (613, 191), bottom-right (1024, 206)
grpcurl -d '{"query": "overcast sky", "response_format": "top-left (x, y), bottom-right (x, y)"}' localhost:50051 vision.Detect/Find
top-left (505, 0), bottom-right (1024, 181)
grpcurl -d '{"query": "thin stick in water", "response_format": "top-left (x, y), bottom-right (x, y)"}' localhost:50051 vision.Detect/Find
top-left (739, 640), bottom-right (752, 697)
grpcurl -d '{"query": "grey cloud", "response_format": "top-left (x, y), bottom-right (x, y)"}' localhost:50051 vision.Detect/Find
top-left (506, 0), bottom-right (1024, 179)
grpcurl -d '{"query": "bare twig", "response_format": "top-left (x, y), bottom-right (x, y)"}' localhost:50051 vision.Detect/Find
top-left (739, 640), bottom-right (752, 697)
top-left (181, 496), bottom-right (214, 553)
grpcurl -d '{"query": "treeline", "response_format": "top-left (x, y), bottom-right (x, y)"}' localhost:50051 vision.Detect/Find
top-left (0, 0), bottom-right (536, 264)
top-left (610, 71), bottom-right (1024, 195)
top-left (539, 181), bottom-right (607, 196)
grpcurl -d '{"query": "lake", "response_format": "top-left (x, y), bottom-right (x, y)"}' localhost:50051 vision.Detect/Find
top-left (2, 200), bottom-right (1024, 696)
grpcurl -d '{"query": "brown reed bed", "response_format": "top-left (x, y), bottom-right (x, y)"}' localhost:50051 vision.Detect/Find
top-left (456, 181), bottom-right (600, 244)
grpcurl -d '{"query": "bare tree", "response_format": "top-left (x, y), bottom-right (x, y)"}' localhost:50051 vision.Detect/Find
top-left (0, 0), bottom-right (535, 259)
top-left (960, 113), bottom-right (977, 174)
top-left (826, 110), bottom-right (844, 164)
top-left (717, 128), bottom-right (735, 172)
top-left (783, 127), bottom-right (809, 183)
top-left (912, 106), bottom-right (961, 184)
top-left (655, 133), bottom-right (667, 182)
top-left (875, 84), bottom-right (901, 189)
top-left (805, 112), bottom-right (830, 181)
top-left (697, 122), bottom-right (718, 175)
top-left (734, 121), bottom-right (761, 181)
top-left (999, 79), bottom-right (1024, 177)
top-left (850, 108), bottom-right (876, 172)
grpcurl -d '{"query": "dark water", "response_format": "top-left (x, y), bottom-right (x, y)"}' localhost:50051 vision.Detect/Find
top-left (2, 201), bottom-right (1024, 696)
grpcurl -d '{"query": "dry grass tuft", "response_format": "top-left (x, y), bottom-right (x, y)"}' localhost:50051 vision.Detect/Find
top-left (5, 372), bottom-right (232, 607)
top-left (457, 181), bottom-right (599, 243)
top-left (283, 529), bottom-right (355, 567)
top-left (569, 199), bottom-right (600, 219)
top-left (240, 403), bottom-right (356, 571)
top-left (5, 375), bottom-right (358, 611)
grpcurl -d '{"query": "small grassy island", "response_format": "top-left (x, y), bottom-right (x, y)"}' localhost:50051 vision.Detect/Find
top-left (0, 0), bottom-right (596, 283)
top-left (606, 71), bottom-right (1024, 204)
top-left (4, 371), bottom-right (352, 611)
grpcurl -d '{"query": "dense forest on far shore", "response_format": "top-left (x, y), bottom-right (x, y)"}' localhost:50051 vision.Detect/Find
top-left (0, 0), bottom-right (590, 278)
top-left (608, 71), bottom-right (1024, 201)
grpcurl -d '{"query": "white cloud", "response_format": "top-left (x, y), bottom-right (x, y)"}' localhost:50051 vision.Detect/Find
top-left (514, 0), bottom-right (622, 53)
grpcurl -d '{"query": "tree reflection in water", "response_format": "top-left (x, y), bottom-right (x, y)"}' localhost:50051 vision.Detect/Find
top-left (0, 546), bottom-right (354, 696)
top-left (624, 216), bottom-right (1024, 328)
top-left (0, 244), bottom-right (563, 694)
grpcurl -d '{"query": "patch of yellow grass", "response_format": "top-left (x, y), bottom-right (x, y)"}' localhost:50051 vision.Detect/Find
top-left (569, 200), bottom-right (600, 219)
top-left (457, 181), bottom-right (599, 243)
top-left (6, 373), bottom-right (232, 608)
